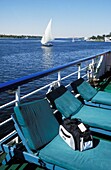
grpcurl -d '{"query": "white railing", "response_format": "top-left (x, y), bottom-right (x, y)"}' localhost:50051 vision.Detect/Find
top-left (0, 51), bottom-right (111, 127)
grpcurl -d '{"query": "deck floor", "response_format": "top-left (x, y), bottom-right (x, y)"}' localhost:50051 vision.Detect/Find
top-left (96, 71), bottom-right (111, 92)
top-left (0, 155), bottom-right (45, 170)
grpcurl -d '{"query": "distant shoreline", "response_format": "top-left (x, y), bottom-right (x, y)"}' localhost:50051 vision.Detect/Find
top-left (0, 34), bottom-right (42, 39)
top-left (0, 33), bottom-right (111, 42)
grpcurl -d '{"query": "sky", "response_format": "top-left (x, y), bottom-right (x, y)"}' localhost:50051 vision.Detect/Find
top-left (0, 0), bottom-right (111, 38)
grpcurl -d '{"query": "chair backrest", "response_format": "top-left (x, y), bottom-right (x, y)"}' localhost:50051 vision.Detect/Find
top-left (46, 85), bottom-right (67, 109)
top-left (14, 99), bottom-right (59, 151)
top-left (55, 90), bottom-right (83, 117)
top-left (47, 85), bottom-right (83, 118)
top-left (71, 78), bottom-right (97, 101)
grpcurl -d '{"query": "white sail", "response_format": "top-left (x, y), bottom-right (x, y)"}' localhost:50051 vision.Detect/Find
top-left (41, 19), bottom-right (53, 45)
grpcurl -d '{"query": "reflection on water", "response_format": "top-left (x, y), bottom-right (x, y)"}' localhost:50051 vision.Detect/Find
top-left (41, 46), bottom-right (52, 57)
top-left (41, 46), bottom-right (54, 68)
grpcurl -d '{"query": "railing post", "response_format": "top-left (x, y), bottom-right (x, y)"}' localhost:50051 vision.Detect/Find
top-left (77, 63), bottom-right (81, 79)
top-left (91, 59), bottom-right (95, 79)
top-left (106, 52), bottom-right (111, 71)
top-left (58, 71), bottom-right (61, 86)
top-left (15, 86), bottom-right (20, 106)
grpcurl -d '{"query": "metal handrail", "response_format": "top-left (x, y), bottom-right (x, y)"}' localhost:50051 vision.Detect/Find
top-left (0, 51), bottom-right (110, 93)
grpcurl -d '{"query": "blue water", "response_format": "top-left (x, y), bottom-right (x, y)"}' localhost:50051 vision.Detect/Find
top-left (0, 39), bottom-right (111, 122)
top-left (0, 39), bottom-right (111, 83)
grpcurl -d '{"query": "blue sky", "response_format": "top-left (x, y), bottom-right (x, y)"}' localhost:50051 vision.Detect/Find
top-left (0, 0), bottom-right (111, 38)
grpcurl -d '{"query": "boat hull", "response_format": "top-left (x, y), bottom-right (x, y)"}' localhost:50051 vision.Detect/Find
top-left (42, 43), bottom-right (53, 47)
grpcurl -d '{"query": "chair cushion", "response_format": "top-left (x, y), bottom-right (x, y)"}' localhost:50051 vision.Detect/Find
top-left (91, 91), bottom-right (111, 106)
top-left (14, 99), bottom-right (59, 151)
top-left (39, 134), bottom-right (111, 170)
top-left (54, 90), bottom-right (83, 118)
top-left (77, 81), bottom-right (97, 101)
top-left (71, 105), bottom-right (111, 131)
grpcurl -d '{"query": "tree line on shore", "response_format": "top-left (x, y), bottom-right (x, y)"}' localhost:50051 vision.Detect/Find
top-left (89, 32), bottom-right (111, 41)
top-left (0, 34), bottom-right (42, 39)
top-left (0, 32), bottom-right (111, 41)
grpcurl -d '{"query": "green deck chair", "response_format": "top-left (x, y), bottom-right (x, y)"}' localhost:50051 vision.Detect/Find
top-left (13, 98), bottom-right (111, 170)
top-left (46, 85), bottom-right (111, 134)
top-left (71, 78), bottom-right (111, 107)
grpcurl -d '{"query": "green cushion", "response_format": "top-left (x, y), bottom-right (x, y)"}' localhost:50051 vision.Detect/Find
top-left (14, 99), bottom-right (59, 151)
top-left (39, 135), bottom-right (111, 170)
top-left (77, 81), bottom-right (97, 101)
top-left (72, 105), bottom-right (111, 131)
top-left (92, 91), bottom-right (111, 105)
top-left (54, 90), bottom-right (83, 118)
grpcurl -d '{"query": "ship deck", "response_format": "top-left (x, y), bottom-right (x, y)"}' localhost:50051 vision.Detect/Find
top-left (0, 72), bottom-right (111, 169)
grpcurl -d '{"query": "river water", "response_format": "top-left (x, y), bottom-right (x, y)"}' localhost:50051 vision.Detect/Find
top-left (0, 39), bottom-right (111, 83)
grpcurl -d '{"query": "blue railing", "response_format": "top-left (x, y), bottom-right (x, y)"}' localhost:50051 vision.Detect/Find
top-left (0, 50), bottom-right (110, 93)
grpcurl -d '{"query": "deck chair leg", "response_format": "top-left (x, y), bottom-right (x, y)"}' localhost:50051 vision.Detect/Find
top-left (2, 144), bottom-right (16, 165)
